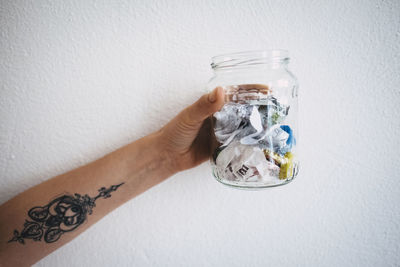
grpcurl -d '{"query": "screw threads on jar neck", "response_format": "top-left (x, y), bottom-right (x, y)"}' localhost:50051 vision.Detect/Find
top-left (211, 50), bottom-right (289, 71)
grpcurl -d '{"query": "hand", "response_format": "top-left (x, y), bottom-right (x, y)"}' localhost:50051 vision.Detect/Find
top-left (159, 87), bottom-right (225, 173)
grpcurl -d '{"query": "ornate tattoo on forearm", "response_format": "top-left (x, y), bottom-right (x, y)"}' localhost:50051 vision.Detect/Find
top-left (8, 183), bottom-right (124, 244)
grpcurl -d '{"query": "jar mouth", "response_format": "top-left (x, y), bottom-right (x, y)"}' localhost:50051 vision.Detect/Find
top-left (211, 49), bottom-right (289, 70)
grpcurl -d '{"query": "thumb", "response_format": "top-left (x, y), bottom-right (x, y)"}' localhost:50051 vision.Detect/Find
top-left (183, 87), bottom-right (225, 125)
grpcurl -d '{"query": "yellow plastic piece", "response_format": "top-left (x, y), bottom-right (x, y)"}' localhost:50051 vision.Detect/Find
top-left (279, 152), bottom-right (294, 179)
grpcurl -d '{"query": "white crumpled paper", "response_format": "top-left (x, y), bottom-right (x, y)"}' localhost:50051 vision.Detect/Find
top-left (214, 104), bottom-right (257, 146)
top-left (213, 95), bottom-right (291, 183)
top-left (215, 141), bottom-right (279, 182)
top-left (213, 97), bottom-right (289, 148)
top-left (241, 124), bottom-right (289, 150)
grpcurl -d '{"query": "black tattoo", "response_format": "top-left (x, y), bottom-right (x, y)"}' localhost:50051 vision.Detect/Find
top-left (8, 183), bottom-right (124, 244)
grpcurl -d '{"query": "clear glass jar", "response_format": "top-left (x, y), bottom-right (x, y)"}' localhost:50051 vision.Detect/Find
top-left (207, 50), bottom-right (299, 189)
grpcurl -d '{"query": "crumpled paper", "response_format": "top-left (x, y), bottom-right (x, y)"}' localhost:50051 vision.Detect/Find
top-left (243, 124), bottom-right (294, 156)
top-left (213, 96), bottom-right (289, 148)
top-left (214, 104), bottom-right (258, 146)
top-left (215, 141), bottom-right (279, 182)
top-left (258, 97), bottom-right (290, 127)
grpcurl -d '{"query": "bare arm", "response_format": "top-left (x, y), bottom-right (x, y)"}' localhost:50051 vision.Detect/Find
top-left (0, 87), bottom-right (224, 267)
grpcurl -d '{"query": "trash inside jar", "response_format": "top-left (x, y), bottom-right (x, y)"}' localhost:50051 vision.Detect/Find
top-left (210, 83), bottom-right (298, 189)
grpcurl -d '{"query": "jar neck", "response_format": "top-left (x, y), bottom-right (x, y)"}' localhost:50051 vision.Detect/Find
top-left (211, 50), bottom-right (290, 73)
top-left (213, 61), bottom-right (289, 75)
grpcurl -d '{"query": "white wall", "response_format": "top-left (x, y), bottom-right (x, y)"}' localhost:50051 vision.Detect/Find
top-left (1, 0), bottom-right (399, 266)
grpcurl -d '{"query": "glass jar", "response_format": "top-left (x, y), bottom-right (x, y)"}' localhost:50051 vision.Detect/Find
top-left (207, 50), bottom-right (299, 189)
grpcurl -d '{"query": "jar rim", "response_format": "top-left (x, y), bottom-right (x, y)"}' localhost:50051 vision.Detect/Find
top-left (211, 49), bottom-right (289, 70)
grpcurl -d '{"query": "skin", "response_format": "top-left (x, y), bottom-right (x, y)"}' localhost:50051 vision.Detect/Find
top-left (0, 87), bottom-right (225, 267)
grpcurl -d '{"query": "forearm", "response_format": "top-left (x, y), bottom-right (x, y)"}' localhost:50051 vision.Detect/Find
top-left (0, 130), bottom-right (174, 266)
top-left (0, 87), bottom-right (224, 267)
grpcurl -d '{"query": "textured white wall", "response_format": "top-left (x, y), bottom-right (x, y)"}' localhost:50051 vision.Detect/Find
top-left (1, 0), bottom-right (399, 266)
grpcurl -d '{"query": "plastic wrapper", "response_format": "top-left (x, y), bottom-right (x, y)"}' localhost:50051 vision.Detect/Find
top-left (264, 150), bottom-right (294, 179)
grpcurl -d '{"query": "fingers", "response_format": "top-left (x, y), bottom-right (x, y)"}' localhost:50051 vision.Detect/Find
top-left (183, 87), bottom-right (225, 125)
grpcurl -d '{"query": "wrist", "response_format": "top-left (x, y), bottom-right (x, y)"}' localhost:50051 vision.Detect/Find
top-left (145, 130), bottom-right (179, 178)
top-left (119, 130), bottom-right (177, 188)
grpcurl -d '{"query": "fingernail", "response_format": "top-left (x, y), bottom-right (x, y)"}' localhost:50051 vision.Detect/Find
top-left (208, 87), bottom-right (218, 103)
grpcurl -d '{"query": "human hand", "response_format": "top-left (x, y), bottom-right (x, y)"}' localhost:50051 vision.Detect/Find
top-left (158, 87), bottom-right (225, 173)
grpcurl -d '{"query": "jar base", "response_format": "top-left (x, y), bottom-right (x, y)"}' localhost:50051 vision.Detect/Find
top-left (211, 163), bottom-right (299, 190)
